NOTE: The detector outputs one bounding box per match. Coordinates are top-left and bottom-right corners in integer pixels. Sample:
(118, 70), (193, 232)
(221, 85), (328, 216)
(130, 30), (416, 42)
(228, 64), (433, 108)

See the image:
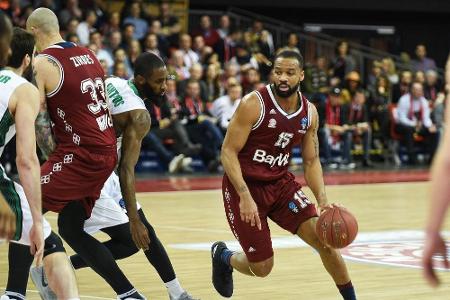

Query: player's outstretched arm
(422, 54), (450, 286)
(11, 83), (44, 265)
(119, 109), (151, 250)
(221, 92), (262, 229)
(302, 105), (328, 211)
(0, 193), (16, 240)
(33, 56), (56, 159)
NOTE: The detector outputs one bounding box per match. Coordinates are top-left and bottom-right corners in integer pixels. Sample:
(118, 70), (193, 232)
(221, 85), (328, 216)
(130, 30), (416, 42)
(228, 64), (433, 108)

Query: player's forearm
(221, 148), (249, 195)
(304, 157), (327, 206)
(119, 166), (140, 221)
(16, 155), (43, 223)
(426, 146), (450, 235)
(35, 110), (56, 159)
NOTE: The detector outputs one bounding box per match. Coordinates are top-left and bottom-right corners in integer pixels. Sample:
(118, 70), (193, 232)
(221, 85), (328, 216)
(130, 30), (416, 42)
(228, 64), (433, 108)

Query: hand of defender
(130, 219), (150, 251)
(422, 232), (449, 287)
(239, 194), (262, 230)
(29, 223), (44, 266)
(0, 201), (16, 240)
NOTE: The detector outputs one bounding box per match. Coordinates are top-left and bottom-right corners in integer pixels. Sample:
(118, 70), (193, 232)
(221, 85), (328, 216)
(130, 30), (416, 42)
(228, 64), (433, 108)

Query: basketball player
(31, 53), (198, 300)
(422, 53), (450, 287)
(0, 26), (79, 300)
(211, 50), (357, 299)
(0, 11), (17, 241)
(26, 8), (145, 299)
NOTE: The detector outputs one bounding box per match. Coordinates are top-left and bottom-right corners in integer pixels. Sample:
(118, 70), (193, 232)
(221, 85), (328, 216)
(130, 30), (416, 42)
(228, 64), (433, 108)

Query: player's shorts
(222, 172), (317, 263)
(84, 172), (129, 235)
(41, 146), (117, 217)
(0, 165), (52, 245)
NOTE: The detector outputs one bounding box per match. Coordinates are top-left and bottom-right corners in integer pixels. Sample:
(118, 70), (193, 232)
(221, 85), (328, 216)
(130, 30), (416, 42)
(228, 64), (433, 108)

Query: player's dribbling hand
(29, 223), (44, 266)
(239, 193), (262, 231)
(130, 219), (150, 251)
(317, 203), (342, 216)
(422, 232), (449, 287)
(0, 201), (16, 240)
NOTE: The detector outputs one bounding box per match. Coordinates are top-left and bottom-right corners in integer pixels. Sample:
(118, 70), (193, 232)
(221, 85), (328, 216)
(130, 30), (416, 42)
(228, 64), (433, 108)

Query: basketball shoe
(211, 241), (233, 297)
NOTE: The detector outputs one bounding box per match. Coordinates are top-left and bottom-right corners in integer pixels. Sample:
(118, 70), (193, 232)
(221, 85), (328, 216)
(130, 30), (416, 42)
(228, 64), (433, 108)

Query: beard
(273, 81), (301, 98)
(142, 84), (165, 106)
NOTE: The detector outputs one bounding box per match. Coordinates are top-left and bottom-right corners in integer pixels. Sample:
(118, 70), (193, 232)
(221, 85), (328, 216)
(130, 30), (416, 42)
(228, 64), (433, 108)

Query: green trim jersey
(105, 77), (146, 116)
(0, 70), (27, 158)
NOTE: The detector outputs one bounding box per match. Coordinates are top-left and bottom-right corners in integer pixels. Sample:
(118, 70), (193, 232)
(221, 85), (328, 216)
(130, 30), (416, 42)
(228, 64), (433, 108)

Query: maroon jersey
(39, 42), (115, 153)
(238, 84), (312, 181)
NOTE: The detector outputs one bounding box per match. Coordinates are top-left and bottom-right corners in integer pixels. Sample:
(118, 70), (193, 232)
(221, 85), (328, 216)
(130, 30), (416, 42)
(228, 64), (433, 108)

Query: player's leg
(296, 218), (356, 300)
(3, 242), (34, 300)
(57, 201), (144, 299)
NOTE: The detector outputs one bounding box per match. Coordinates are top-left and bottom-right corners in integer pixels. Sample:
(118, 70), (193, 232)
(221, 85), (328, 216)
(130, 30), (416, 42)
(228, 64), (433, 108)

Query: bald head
(0, 11), (13, 68)
(27, 7), (60, 35)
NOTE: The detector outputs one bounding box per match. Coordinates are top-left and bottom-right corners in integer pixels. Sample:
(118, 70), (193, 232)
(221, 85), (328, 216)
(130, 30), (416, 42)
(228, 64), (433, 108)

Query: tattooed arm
(302, 104), (328, 207)
(33, 56), (57, 159)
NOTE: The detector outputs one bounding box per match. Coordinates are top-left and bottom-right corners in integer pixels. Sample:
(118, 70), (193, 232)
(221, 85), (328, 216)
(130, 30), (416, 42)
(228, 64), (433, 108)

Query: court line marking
(0, 287), (115, 300)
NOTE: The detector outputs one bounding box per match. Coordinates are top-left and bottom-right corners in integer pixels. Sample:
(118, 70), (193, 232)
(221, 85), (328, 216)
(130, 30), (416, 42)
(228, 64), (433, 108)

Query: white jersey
(105, 77), (146, 116)
(0, 69), (51, 244)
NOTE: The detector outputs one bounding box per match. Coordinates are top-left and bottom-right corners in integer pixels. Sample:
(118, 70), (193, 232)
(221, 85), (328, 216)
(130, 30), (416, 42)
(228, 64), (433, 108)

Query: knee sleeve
(44, 231), (66, 257)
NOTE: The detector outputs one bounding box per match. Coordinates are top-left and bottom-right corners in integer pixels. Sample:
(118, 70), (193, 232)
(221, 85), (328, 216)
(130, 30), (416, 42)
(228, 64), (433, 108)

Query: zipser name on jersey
(252, 149), (289, 167)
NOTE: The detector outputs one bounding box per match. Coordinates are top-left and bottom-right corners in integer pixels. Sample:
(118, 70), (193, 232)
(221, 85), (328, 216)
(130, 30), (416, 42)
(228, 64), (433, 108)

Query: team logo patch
(288, 201), (299, 213)
(268, 118), (277, 128)
(300, 116), (308, 130)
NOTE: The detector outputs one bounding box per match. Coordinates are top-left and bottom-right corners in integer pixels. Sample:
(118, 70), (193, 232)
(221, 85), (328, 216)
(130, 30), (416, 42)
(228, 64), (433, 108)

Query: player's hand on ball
(239, 193), (262, 230)
(318, 203), (342, 215)
(422, 232), (449, 287)
(130, 219), (150, 251)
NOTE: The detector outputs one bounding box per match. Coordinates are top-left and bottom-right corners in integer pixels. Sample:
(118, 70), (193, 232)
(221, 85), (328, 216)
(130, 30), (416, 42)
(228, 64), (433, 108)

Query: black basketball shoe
(211, 241), (234, 298)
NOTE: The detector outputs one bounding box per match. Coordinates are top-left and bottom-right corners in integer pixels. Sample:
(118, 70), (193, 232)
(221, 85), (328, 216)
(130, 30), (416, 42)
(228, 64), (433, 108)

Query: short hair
(273, 50), (304, 69)
(7, 27), (34, 69)
(0, 11), (12, 68)
(134, 52), (166, 78)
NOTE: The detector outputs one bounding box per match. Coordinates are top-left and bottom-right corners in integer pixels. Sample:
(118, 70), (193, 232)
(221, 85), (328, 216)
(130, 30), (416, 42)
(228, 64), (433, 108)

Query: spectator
(325, 87), (355, 169)
(157, 1), (181, 47)
(148, 19), (170, 58)
(347, 90), (373, 167)
(304, 56), (329, 99)
(241, 66), (261, 95)
(127, 39), (142, 68)
(143, 33), (167, 61)
(123, 2), (148, 41)
(168, 50), (190, 81)
(381, 57), (399, 85)
(229, 43), (258, 70)
(121, 23), (136, 50)
(331, 40), (356, 82)
(113, 48), (133, 78)
(395, 82), (439, 164)
(392, 70), (413, 103)
(67, 33), (80, 44)
(205, 63), (223, 102)
(113, 61), (128, 79)
(105, 30), (122, 57)
(89, 31), (114, 69)
(179, 79), (223, 172)
(101, 11), (121, 37)
(217, 15), (231, 39)
(193, 15), (221, 49)
(341, 71), (362, 104)
(414, 70), (426, 85)
(177, 62), (209, 101)
(192, 35), (214, 65)
(179, 33), (199, 69)
(59, 0), (82, 27)
(210, 79), (242, 133)
(413, 44), (437, 72)
(76, 9), (97, 45)
(248, 20), (274, 55)
(367, 60), (382, 94)
(65, 17), (79, 38)
(424, 70), (442, 102)
(279, 32), (301, 54)
(221, 62), (241, 85)
(368, 75), (391, 147)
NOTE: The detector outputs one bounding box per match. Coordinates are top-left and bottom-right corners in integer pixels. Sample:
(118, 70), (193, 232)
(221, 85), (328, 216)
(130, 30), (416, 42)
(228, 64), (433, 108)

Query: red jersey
(39, 42), (115, 153)
(238, 84), (312, 181)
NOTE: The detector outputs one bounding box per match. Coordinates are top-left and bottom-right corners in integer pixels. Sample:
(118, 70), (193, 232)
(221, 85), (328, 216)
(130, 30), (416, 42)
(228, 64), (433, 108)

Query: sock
(117, 288), (143, 299)
(337, 281), (356, 300)
(165, 278), (184, 299)
(3, 291), (25, 300)
(220, 248), (234, 266)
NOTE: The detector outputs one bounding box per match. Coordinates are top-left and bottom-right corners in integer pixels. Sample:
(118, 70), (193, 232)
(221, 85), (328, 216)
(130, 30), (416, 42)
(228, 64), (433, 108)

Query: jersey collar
(127, 79), (141, 98)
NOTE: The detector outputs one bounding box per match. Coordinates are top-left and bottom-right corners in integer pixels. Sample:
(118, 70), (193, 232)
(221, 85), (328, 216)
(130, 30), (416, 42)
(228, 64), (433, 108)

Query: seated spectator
(113, 61), (129, 79)
(331, 40), (356, 82)
(157, 1), (181, 47)
(148, 19), (170, 58)
(217, 15), (231, 39)
(179, 33), (199, 69)
(414, 70), (426, 85)
(241, 66), (261, 95)
(76, 9), (97, 46)
(101, 11), (121, 37)
(392, 70), (413, 103)
(89, 31), (114, 70)
(304, 56), (329, 100)
(367, 60), (382, 94)
(229, 43), (259, 70)
(123, 2), (148, 41)
(177, 62), (208, 101)
(167, 50), (190, 81)
(105, 30), (122, 57)
(381, 57), (399, 85)
(143, 33), (167, 61)
(395, 82), (439, 164)
(127, 39), (142, 68)
(59, 0), (82, 27)
(368, 75), (391, 146)
(347, 90), (373, 167)
(179, 79), (223, 172)
(67, 33), (80, 44)
(192, 15), (221, 49)
(413, 44), (437, 72)
(121, 23), (136, 50)
(204, 63), (224, 102)
(192, 35), (214, 65)
(113, 48), (133, 78)
(325, 87), (355, 169)
(65, 17), (80, 39)
(424, 70), (442, 102)
(341, 71), (362, 104)
(210, 79), (242, 133)
(279, 32), (301, 54)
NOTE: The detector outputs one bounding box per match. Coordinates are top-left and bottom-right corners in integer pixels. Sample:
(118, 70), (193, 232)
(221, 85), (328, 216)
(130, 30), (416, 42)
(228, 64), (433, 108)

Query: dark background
(190, 0), (450, 67)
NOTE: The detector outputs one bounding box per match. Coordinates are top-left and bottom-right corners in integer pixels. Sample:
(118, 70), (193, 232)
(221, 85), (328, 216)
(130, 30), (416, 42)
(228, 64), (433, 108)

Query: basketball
(316, 206), (358, 249)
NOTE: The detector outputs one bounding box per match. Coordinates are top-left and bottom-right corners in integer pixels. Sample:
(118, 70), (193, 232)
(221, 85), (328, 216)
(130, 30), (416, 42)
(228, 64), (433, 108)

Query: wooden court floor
(1, 181), (450, 299)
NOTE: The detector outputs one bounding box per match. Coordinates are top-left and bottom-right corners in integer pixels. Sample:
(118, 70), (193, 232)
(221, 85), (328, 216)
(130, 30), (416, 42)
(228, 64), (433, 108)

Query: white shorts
(0, 171), (52, 246)
(84, 172), (142, 235)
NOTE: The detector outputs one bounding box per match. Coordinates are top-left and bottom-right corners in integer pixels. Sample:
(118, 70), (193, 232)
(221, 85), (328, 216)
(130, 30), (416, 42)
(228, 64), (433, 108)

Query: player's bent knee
(249, 259), (273, 277)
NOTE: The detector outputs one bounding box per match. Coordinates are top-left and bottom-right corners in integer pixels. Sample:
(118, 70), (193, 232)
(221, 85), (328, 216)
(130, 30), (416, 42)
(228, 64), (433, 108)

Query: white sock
(165, 278), (184, 299)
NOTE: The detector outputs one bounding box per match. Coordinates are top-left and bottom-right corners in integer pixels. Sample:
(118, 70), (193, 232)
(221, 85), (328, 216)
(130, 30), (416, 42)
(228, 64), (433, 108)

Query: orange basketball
(316, 206), (358, 249)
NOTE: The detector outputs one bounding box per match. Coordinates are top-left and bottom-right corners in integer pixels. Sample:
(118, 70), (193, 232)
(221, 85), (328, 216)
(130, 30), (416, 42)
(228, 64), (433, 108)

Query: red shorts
(41, 146), (117, 217)
(222, 172), (317, 263)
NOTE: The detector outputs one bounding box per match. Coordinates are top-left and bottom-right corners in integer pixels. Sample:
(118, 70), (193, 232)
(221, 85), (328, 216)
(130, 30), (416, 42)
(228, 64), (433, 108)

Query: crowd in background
(1, 0), (447, 173)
